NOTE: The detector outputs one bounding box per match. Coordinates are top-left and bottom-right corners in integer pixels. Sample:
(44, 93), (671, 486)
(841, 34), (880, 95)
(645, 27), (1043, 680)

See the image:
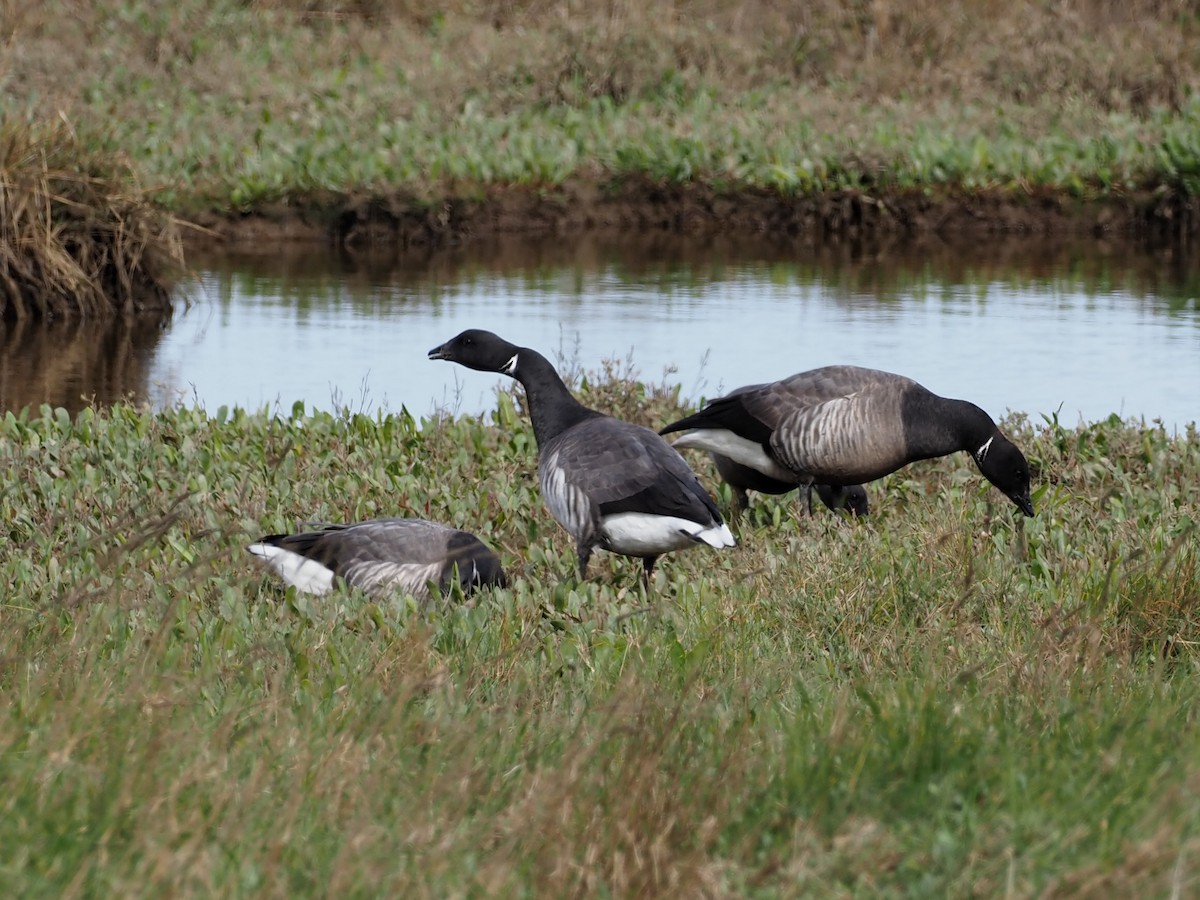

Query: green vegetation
(2, 371), (1198, 894)
(2, 0), (1199, 219)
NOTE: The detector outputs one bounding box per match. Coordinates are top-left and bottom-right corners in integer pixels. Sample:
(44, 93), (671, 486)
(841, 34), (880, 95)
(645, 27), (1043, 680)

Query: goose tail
(695, 521), (736, 549)
(247, 541), (335, 595)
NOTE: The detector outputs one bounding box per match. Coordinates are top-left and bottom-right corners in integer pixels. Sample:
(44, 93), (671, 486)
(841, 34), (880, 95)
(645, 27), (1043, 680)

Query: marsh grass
(2, 1), (1198, 221)
(0, 118), (183, 320)
(1, 371), (1198, 894)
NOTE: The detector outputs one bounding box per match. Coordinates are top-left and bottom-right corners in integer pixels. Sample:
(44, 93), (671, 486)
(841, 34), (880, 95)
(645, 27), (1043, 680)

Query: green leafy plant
(0, 374), (1198, 894)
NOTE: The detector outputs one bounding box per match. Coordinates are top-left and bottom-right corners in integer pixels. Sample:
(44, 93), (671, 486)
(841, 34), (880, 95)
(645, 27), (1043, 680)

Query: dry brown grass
(0, 118), (182, 321)
(244, 0), (1198, 115)
(6, 0), (1195, 120)
(1045, 826), (1200, 897)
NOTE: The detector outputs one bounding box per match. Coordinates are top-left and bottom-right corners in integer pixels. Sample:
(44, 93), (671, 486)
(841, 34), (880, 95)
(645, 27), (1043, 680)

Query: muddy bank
(183, 179), (1200, 253)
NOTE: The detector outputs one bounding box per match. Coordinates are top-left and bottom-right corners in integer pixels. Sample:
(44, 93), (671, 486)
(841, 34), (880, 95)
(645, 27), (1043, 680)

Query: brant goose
(707, 383), (870, 518)
(247, 518), (506, 601)
(660, 365), (1034, 516)
(428, 329), (735, 587)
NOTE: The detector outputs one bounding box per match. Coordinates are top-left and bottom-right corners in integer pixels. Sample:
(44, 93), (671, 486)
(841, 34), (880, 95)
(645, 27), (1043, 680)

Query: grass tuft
(0, 117), (183, 321)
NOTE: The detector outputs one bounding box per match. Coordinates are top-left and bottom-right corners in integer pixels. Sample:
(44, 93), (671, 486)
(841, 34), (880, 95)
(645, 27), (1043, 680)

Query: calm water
(4, 235), (1198, 430)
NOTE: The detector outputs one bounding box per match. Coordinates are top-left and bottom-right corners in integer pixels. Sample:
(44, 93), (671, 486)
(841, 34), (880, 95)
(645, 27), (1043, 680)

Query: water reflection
(0, 316), (168, 414)
(3, 234), (1198, 429)
(189, 232), (1200, 310)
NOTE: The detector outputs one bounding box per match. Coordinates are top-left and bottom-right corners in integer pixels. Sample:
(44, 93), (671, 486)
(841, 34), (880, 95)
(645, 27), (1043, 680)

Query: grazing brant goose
(247, 518), (507, 601)
(707, 383), (870, 519)
(428, 329), (735, 587)
(660, 365), (1034, 517)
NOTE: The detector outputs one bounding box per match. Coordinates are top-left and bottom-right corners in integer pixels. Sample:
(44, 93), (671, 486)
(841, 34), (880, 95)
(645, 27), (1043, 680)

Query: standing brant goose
(428, 329), (735, 588)
(660, 365), (1034, 517)
(707, 383), (870, 519)
(247, 518), (506, 601)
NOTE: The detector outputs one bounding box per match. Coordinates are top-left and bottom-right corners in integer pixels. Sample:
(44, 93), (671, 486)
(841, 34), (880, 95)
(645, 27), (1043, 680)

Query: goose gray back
(430, 329), (734, 588)
(661, 365), (1034, 516)
(247, 518), (506, 601)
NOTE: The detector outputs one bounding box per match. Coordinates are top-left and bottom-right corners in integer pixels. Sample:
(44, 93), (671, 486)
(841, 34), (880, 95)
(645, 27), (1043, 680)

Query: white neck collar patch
(502, 353), (518, 376)
(975, 436), (995, 462)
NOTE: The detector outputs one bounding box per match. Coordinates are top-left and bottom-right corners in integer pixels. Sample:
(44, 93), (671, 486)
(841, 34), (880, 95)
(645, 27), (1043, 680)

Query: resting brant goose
(660, 365), (1034, 517)
(429, 329), (735, 588)
(707, 383), (869, 519)
(247, 518), (506, 601)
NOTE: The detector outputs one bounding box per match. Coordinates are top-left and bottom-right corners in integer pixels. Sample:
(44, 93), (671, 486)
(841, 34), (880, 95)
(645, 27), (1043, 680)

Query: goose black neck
(903, 391), (999, 460)
(512, 348), (602, 449)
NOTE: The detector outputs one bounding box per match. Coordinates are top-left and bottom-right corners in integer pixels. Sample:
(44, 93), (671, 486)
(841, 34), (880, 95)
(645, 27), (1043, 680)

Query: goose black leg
(641, 556), (658, 591)
(804, 483), (815, 516)
(730, 486), (749, 525)
(577, 542), (593, 580)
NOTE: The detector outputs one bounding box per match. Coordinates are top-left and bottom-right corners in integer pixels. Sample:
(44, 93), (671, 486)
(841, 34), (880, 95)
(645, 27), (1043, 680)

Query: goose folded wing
(268, 525), (345, 568)
(332, 520), (464, 594)
(552, 420), (721, 521)
(339, 519), (461, 563)
(714, 374), (855, 438)
(660, 391), (776, 442)
(281, 519), (448, 570)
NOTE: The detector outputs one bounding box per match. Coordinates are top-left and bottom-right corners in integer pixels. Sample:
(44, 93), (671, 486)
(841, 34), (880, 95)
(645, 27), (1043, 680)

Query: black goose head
(446, 531), (508, 594)
(842, 484), (870, 517)
(462, 551), (508, 592)
(813, 483), (870, 517)
(428, 330), (522, 377)
(973, 434), (1034, 517)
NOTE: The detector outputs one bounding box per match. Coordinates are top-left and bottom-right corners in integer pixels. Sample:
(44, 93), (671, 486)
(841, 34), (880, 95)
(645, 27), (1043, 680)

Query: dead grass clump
(0, 118), (182, 322)
(1113, 532), (1200, 658)
(1045, 826), (1200, 897)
